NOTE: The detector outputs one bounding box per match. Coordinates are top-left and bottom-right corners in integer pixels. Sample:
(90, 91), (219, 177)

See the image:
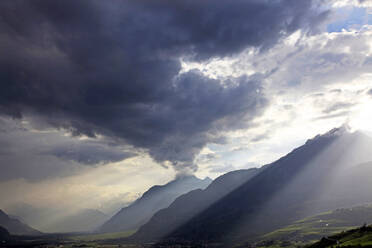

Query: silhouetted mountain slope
(309, 224), (372, 248)
(0, 209), (41, 235)
(133, 127), (372, 243)
(0, 226), (10, 241)
(99, 175), (212, 233)
(132, 168), (261, 241)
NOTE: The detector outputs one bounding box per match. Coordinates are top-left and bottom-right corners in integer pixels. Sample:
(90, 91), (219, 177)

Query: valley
(2, 127), (372, 248)
(1, 1), (371, 247)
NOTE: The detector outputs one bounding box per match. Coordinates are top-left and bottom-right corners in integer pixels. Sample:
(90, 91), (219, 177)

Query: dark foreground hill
(0, 209), (41, 236)
(133, 127), (372, 244)
(0, 226), (10, 241)
(309, 224), (372, 248)
(99, 175), (212, 233)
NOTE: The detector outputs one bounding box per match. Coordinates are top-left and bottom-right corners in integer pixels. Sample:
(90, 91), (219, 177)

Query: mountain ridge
(98, 175), (212, 233)
(132, 168), (261, 241)
(0, 209), (41, 236)
(132, 127), (372, 244)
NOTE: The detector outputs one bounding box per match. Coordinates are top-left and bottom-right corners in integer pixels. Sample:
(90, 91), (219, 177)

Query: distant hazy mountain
(133, 126), (372, 243)
(43, 209), (108, 233)
(6, 204), (108, 233)
(99, 175), (212, 233)
(5, 203), (51, 230)
(0, 209), (41, 235)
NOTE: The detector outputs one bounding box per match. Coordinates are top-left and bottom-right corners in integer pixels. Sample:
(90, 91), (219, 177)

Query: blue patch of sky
(327, 7), (371, 32)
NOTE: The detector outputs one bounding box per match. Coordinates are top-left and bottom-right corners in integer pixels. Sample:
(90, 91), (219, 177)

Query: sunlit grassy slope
(309, 225), (372, 248)
(261, 205), (372, 243)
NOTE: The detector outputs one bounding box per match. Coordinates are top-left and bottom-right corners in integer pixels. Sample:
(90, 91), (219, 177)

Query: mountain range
(98, 175), (212, 233)
(44, 209), (108, 233)
(132, 126), (372, 245)
(6, 204), (109, 233)
(1, 126), (372, 248)
(131, 167), (261, 241)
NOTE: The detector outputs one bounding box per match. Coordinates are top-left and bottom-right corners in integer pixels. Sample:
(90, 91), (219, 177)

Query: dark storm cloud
(49, 142), (135, 166)
(0, 117), (135, 181)
(0, 0), (328, 170)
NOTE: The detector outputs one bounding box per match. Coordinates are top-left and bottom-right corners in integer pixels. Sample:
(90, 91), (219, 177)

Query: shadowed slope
(99, 175), (212, 233)
(132, 168), (261, 241)
(0, 226), (10, 241)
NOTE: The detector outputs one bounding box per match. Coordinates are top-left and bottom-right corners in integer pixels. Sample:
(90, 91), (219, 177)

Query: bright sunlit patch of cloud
(283, 30), (303, 46)
(179, 49), (257, 80)
(349, 97), (372, 132)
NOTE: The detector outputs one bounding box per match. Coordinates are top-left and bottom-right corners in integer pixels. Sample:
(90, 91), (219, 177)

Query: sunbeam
(0, 0), (372, 247)
(350, 100), (372, 133)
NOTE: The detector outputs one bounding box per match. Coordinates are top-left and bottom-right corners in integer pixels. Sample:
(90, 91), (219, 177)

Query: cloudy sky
(0, 0), (371, 220)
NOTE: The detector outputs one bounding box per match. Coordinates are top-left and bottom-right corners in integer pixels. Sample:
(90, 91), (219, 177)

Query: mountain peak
(324, 123), (352, 137)
(141, 175), (209, 200)
(306, 124), (352, 145)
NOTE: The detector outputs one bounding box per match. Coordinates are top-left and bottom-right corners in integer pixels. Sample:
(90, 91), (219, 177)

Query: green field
(70, 230), (136, 242)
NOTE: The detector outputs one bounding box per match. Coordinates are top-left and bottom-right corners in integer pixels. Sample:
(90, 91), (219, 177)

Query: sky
(0, 0), (371, 220)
